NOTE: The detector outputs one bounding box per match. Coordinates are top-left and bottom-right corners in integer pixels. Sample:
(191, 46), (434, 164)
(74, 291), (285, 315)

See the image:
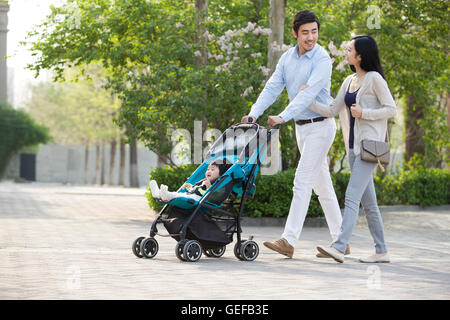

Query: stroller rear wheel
(204, 246), (226, 258)
(132, 236), (145, 258)
(175, 240), (188, 261)
(183, 240), (203, 262)
(140, 237), (159, 259)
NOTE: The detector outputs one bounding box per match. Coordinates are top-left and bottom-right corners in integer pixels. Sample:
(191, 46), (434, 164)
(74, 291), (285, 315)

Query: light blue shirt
(249, 43), (333, 122)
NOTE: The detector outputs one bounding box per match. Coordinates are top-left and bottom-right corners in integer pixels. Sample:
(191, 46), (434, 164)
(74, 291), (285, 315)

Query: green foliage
(246, 169), (297, 218)
(147, 164), (449, 216)
(26, 64), (123, 146)
(0, 103), (51, 177)
(246, 171), (350, 218)
(376, 167), (450, 207)
(25, 0), (449, 170)
(25, 0), (272, 164)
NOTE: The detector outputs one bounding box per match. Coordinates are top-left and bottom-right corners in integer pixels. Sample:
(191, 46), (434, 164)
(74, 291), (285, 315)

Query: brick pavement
(0, 181), (449, 299)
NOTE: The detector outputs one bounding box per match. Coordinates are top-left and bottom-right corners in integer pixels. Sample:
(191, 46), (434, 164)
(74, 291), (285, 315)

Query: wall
(4, 143), (158, 187)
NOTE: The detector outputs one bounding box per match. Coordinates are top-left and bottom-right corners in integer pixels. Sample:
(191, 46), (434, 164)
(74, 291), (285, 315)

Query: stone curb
(241, 205), (450, 227)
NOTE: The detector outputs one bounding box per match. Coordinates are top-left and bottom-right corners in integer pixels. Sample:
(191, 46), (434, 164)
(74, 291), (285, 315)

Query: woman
(308, 35), (397, 263)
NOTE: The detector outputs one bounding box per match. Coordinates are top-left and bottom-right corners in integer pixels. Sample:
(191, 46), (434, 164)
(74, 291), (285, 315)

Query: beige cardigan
(309, 71), (397, 155)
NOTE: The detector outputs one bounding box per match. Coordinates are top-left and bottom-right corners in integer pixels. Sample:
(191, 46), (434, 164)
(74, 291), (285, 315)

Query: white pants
(281, 118), (342, 247)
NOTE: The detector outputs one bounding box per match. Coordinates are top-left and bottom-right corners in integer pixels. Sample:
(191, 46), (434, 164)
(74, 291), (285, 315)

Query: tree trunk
(267, 0), (286, 76)
(195, 0), (208, 66)
(100, 143), (105, 185)
(118, 138), (126, 186)
(109, 139), (116, 185)
(405, 94), (425, 162)
(129, 138), (139, 187)
(447, 92), (450, 170)
(84, 144), (89, 184)
(93, 144), (100, 184)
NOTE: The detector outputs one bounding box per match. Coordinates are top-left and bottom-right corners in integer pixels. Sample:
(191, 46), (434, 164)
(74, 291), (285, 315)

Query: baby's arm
(202, 179), (212, 189)
(181, 183), (193, 190)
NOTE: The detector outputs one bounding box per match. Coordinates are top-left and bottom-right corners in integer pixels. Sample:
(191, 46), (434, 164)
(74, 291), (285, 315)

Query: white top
(308, 71), (397, 155)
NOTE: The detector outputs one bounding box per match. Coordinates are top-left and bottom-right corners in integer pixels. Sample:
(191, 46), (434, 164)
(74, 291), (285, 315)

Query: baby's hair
(210, 160), (232, 176)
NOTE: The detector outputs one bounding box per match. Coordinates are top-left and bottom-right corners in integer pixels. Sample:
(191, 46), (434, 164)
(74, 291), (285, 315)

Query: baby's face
(205, 164), (220, 181)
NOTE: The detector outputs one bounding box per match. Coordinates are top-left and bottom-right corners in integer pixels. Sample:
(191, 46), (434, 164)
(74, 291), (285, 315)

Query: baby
(149, 161), (232, 202)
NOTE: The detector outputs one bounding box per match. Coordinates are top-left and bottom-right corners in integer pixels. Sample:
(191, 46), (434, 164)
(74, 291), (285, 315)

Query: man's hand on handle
(241, 115), (256, 123)
(267, 115), (285, 128)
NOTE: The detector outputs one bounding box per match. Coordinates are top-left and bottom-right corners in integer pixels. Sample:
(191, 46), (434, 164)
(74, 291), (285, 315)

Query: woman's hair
(292, 10), (320, 35)
(350, 35), (385, 79)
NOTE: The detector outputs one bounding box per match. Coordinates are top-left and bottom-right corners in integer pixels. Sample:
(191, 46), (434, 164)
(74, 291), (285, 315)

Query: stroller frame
(132, 122), (278, 262)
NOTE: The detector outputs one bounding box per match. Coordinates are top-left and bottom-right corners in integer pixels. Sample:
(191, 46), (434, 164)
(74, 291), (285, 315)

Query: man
(242, 10), (349, 258)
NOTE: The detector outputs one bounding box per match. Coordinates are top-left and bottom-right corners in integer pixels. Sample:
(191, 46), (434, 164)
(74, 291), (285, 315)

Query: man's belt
(295, 117), (327, 126)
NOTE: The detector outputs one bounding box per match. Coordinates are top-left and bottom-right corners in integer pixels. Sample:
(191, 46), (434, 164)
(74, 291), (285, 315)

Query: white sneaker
(316, 245), (344, 263)
(359, 253), (390, 263)
(160, 184), (169, 202)
(149, 180), (160, 198)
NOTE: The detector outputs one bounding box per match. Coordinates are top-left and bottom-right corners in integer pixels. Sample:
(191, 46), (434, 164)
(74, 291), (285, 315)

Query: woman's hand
(350, 104), (362, 118)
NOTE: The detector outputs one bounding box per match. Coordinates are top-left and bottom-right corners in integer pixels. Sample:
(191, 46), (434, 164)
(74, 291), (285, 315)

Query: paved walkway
(0, 181), (449, 299)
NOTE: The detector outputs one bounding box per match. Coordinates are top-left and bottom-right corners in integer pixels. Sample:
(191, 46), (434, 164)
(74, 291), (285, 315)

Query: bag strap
(385, 123), (391, 143)
(377, 159), (385, 172)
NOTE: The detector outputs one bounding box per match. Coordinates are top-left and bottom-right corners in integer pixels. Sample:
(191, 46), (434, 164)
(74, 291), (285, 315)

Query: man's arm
(248, 53), (287, 120)
(278, 55), (332, 122)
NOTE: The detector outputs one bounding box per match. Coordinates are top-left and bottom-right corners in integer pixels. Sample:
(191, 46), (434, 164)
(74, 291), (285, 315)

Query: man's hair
(292, 10), (320, 35)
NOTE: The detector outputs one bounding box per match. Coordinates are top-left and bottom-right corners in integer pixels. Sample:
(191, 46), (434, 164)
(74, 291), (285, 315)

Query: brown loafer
(316, 243), (350, 258)
(263, 238), (294, 258)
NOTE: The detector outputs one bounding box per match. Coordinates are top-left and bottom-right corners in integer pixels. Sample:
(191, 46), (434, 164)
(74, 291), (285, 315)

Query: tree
(0, 103), (50, 178)
(373, 0), (449, 168)
(25, 64), (125, 185)
(25, 0), (273, 166)
(25, 0), (449, 173)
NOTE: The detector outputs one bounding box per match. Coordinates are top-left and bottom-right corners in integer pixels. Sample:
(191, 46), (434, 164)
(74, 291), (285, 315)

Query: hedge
(147, 165), (450, 217)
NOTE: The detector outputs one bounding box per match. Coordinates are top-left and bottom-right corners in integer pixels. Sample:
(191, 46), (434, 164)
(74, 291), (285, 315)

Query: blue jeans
(332, 150), (388, 254)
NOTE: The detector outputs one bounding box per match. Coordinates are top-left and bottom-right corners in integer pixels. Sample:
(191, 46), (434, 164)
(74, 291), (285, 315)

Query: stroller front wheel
(234, 242), (245, 261)
(140, 237), (159, 259)
(183, 240), (203, 262)
(240, 240), (259, 261)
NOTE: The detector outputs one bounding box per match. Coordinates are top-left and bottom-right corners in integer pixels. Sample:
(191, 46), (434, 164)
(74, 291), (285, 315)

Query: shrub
(146, 165), (449, 216)
(376, 167), (450, 206)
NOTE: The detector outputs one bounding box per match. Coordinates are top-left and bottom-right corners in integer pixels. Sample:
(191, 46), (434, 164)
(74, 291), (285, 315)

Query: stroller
(132, 121), (278, 262)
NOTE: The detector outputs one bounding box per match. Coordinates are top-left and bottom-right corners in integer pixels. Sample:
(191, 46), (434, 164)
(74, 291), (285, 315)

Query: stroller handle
(243, 117), (280, 130)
